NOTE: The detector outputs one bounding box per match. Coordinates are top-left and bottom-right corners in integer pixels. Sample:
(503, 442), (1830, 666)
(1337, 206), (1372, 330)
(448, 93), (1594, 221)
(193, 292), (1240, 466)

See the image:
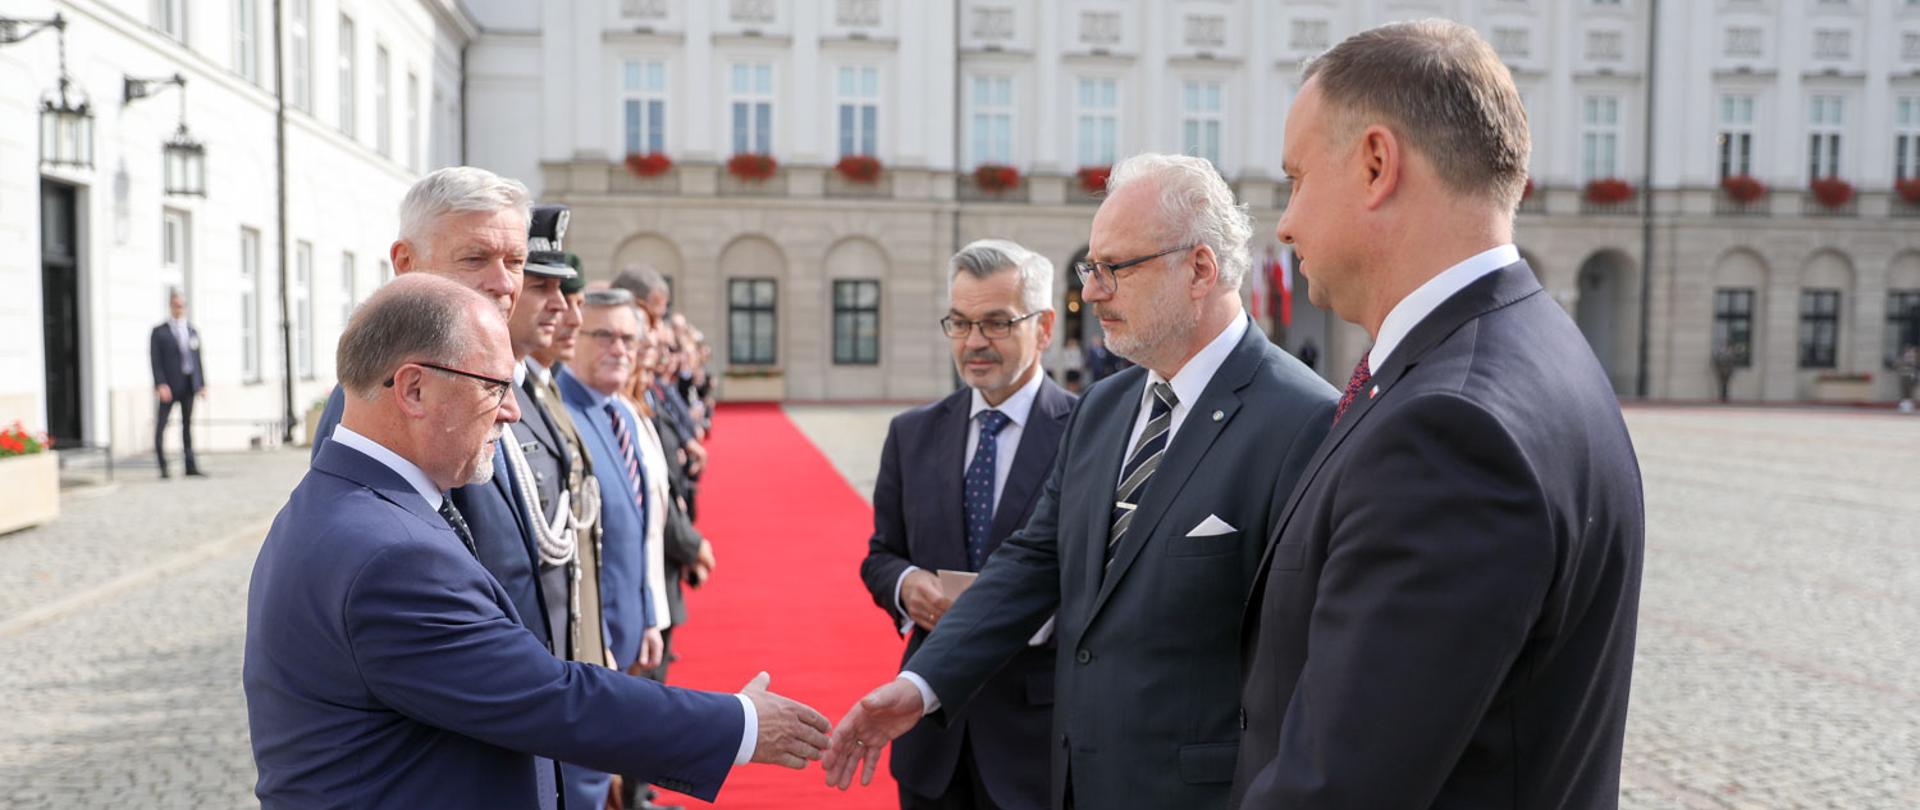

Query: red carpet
(657, 403), (901, 809)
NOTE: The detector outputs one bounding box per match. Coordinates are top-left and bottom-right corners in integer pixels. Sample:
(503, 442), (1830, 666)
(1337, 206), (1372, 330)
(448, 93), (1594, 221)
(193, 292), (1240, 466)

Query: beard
(466, 434), (498, 485)
(1103, 286), (1198, 367)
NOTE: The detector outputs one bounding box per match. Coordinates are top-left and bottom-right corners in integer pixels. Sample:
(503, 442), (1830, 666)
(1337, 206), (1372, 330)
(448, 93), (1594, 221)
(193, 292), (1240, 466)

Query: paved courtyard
(1, 406), (1915, 808)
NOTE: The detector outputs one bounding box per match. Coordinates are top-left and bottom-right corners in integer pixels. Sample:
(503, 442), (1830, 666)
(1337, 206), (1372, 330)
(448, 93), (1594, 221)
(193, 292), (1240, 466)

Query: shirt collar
(968, 366), (1046, 428)
(511, 360), (528, 387)
(1369, 244), (1519, 372)
(331, 424), (444, 511)
(524, 357), (551, 387)
(576, 376), (617, 408)
(1143, 313), (1250, 411)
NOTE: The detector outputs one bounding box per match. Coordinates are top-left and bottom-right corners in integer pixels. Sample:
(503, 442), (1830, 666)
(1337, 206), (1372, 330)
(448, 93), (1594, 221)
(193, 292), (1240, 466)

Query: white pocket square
(1186, 514), (1238, 537)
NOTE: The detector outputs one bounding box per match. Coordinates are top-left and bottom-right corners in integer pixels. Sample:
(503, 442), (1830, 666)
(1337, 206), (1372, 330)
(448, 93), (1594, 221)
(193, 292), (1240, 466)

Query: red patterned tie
(1333, 356), (1372, 426)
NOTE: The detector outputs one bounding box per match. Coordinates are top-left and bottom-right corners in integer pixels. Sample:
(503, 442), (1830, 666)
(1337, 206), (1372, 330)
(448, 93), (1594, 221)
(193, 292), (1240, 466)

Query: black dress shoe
(186, 469), (208, 478)
(159, 470), (171, 479)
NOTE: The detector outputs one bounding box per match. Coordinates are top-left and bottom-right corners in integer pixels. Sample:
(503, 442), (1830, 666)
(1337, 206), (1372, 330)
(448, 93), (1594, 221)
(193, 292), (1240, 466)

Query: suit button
(1075, 649), (1092, 664)
(1238, 708), (1247, 730)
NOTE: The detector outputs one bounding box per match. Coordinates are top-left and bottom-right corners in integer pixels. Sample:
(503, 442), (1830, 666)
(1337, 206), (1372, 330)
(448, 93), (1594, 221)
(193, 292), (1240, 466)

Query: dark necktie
(963, 410), (1012, 571)
(1108, 382), (1177, 565)
(437, 497), (478, 559)
(605, 401), (647, 515)
(1333, 356), (1373, 426)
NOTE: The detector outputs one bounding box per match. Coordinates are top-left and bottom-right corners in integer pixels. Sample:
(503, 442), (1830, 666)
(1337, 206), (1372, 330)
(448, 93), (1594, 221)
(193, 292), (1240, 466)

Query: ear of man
(390, 364), (432, 419)
(1189, 243), (1221, 299)
(1360, 124), (1403, 211)
(390, 240), (418, 275)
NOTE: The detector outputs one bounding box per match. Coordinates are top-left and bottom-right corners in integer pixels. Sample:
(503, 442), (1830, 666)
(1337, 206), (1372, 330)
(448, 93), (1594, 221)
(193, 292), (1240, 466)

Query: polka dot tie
(964, 410), (1012, 571)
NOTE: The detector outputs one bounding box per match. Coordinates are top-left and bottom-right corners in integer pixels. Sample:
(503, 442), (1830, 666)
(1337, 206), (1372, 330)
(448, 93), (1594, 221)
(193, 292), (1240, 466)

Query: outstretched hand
(822, 678), (925, 789)
(740, 672), (832, 770)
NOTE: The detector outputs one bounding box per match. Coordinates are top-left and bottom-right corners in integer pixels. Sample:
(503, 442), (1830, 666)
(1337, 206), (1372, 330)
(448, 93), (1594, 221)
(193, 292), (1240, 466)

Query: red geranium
(1720, 174), (1767, 203)
(0, 421), (50, 458)
(1522, 177), (1535, 201)
(974, 163), (1020, 193)
(727, 153), (779, 182)
(834, 154), (883, 184)
(1583, 177), (1635, 205)
(1076, 165), (1112, 194)
(1893, 177), (1920, 205)
(1810, 176), (1855, 209)
(624, 152), (674, 177)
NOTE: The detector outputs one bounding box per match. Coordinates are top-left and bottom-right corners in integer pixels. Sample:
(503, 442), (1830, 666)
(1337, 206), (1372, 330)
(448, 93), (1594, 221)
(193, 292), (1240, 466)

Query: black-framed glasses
(1073, 243), (1196, 292)
(580, 328), (643, 350)
(941, 311), (1043, 339)
(386, 361), (514, 409)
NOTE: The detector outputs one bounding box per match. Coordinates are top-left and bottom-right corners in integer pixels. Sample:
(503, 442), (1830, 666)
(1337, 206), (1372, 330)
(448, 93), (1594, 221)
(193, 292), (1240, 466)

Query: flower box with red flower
(0, 421), (58, 534)
(624, 152), (674, 178)
(1075, 165), (1112, 194)
(833, 155), (883, 184)
(1583, 178), (1635, 205)
(1809, 177), (1854, 209)
(1522, 177), (1535, 200)
(1720, 174), (1767, 203)
(726, 153), (779, 182)
(973, 163), (1021, 193)
(1895, 177), (1920, 205)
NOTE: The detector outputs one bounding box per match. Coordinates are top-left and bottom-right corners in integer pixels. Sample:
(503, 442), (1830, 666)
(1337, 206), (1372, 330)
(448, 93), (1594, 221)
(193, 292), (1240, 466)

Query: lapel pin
(1212, 409), (1224, 422)
(1370, 385), (1380, 399)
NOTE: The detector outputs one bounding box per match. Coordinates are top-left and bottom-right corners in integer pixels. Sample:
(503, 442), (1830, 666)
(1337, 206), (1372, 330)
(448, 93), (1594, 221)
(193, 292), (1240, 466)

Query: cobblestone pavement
(2, 408), (1915, 808)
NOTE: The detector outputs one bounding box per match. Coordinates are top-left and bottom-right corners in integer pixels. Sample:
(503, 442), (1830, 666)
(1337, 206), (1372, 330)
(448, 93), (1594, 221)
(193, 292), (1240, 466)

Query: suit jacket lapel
(1092, 329), (1261, 620)
(1084, 371), (1145, 610)
(1251, 263), (1547, 577)
(989, 379), (1070, 549)
(929, 390), (969, 571)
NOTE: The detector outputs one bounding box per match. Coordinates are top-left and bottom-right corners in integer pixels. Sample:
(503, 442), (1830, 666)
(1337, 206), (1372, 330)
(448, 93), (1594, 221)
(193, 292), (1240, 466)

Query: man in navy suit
(828, 154), (1339, 809)
(1231, 22), (1645, 809)
(245, 274), (830, 809)
(310, 167), (563, 662)
(150, 289), (205, 478)
(857, 240), (1078, 810)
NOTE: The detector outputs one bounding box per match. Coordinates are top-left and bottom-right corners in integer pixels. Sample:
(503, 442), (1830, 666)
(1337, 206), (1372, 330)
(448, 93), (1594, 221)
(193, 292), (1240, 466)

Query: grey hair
(612, 265), (669, 302)
(949, 239), (1055, 314)
(397, 166), (533, 256)
(1105, 153), (1253, 291)
(336, 274), (488, 399)
(582, 287), (644, 324)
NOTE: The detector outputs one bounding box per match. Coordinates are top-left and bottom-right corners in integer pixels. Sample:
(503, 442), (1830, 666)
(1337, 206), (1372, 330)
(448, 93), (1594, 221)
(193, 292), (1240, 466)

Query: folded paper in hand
(937, 569), (1053, 646)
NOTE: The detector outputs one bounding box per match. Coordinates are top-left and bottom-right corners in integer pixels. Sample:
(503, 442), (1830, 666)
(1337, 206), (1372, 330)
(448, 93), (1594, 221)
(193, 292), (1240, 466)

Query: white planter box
(719, 374), (786, 401)
(1812, 377), (1873, 402)
(0, 452), (59, 535)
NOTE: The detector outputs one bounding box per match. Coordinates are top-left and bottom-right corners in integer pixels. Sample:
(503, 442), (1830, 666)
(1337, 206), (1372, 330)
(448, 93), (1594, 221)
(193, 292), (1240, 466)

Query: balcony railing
(1800, 192), (1857, 217)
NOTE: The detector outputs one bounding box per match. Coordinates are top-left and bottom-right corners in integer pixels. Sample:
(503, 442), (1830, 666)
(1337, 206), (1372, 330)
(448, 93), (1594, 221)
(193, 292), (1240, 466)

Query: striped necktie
(1108, 382), (1177, 565)
(604, 401), (646, 514)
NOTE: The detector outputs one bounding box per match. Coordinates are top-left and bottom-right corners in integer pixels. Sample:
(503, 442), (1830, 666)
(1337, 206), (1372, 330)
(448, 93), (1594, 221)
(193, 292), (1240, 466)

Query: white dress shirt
(1117, 313), (1250, 471)
(170, 318), (195, 375)
(890, 369), (1048, 635)
(330, 425), (442, 512)
(630, 397), (675, 632)
(1368, 244), (1520, 372)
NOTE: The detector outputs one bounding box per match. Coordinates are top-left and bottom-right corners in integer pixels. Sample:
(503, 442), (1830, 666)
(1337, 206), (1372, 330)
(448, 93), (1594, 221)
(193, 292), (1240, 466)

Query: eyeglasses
(941, 311), (1043, 339)
(386, 361), (514, 410)
(580, 328), (643, 350)
(1073, 244), (1196, 293)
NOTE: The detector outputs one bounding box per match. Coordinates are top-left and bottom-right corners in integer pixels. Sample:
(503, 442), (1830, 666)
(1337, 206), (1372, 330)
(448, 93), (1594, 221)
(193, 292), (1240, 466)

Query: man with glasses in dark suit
(857, 239), (1077, 810)
(828, 153), (1339, 809)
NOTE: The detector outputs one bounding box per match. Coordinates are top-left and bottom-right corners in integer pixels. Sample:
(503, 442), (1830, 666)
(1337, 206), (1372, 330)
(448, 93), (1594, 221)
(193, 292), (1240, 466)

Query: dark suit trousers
(155, 395), (197, 472)
(899, 735), (995, 810)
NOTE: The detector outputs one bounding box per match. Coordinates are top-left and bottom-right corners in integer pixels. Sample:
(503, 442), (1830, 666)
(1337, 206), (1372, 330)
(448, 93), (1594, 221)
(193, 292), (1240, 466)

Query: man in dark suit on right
(858, 239), (1077, 810)
(1232, 20), (1645, 809)
(828, 153), (1339, 809)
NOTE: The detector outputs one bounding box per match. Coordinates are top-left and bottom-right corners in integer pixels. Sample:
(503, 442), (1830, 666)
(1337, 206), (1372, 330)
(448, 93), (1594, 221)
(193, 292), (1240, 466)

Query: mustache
(1092, 303), (1123, 322)
(963, 347), (1003, 364)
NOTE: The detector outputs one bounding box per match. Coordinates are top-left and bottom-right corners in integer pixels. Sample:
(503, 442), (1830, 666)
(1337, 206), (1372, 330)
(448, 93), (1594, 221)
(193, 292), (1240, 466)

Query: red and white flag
(1273, 247), (1294, 329)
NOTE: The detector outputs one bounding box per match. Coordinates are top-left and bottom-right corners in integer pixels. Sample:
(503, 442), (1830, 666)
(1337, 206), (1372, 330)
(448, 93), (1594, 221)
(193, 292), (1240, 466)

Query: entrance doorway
(41, 180), (85, 445)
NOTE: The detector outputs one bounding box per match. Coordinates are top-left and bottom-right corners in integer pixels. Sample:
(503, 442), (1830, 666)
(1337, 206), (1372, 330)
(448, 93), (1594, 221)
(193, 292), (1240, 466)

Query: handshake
(742, 670), (930, 791)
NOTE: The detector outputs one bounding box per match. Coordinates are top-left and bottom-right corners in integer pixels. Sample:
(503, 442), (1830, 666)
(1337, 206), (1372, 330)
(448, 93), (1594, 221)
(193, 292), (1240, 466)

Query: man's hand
(740, 672), (831, 769)
(823, 679), (925, 789)
(604, 775), (624, 810)
(684, 438), (708, 476)
(696, 540), (717, 576)
(629, 627), (665, 673)
(155, 384), (172, 403)
(899, 569), (952, 632)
